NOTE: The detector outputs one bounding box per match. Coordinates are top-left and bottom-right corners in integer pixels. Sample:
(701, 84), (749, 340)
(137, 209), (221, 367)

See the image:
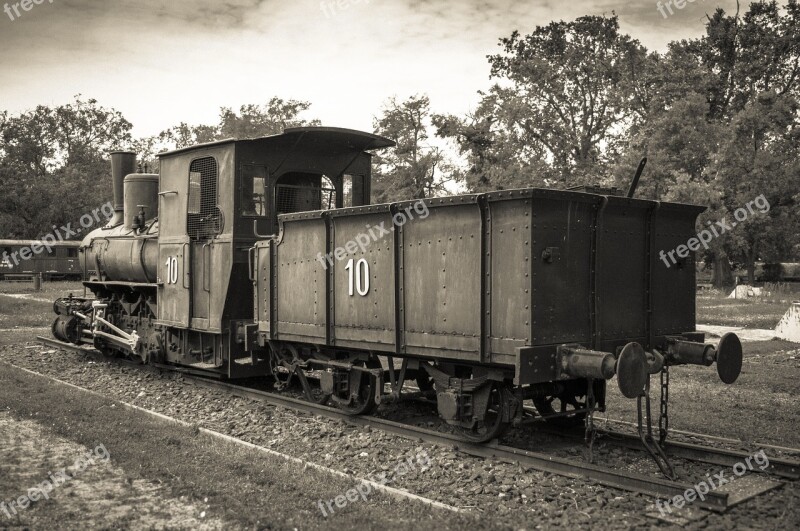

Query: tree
(0, 96), (132, 239)
(491, 16), (648, 183)
(701, 1), (800, 119)
(433, 94), (556, 192)
(613, 2), (800, 287)
(436, 15), (653, 191)
(372, 95), (453, 202)
(157, 122), (218, 150)
(715, 91), (800, 283)
(219, 98), (320, 139)
(138, 97), (320, 173)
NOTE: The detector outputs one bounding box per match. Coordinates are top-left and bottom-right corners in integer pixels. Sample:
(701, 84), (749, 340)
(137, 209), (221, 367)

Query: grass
(0, 363), (480, 530)
(0, 295), (54, 329)
(696, 289), (795, 329)
(0, 280), (85, 296)
(0, 281), (84, 334)
(604, 338), (800, 447)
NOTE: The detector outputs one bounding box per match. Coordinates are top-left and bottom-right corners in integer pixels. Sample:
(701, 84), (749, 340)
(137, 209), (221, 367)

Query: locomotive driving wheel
(455, 382), (512, 443)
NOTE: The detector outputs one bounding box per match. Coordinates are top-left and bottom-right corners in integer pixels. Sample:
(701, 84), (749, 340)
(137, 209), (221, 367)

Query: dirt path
(0, 413), (224, 529)
(0, 293), (52, 303)
(696, 323), (778, 342)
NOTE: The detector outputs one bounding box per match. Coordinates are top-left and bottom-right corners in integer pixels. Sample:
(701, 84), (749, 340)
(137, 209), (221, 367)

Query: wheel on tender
(454, 381), (512, 443)
(332, 357), (382, 416)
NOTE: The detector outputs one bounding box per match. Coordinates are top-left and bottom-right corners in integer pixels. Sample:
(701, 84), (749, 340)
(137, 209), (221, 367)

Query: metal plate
(616, 342), (647, 399)
(717, 332), (743, 384)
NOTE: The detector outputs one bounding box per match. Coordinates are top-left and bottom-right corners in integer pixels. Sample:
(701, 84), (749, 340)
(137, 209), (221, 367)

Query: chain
(659, 365), (670, 444)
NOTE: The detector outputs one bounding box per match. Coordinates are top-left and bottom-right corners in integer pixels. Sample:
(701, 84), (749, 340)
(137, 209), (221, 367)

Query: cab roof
(158, 126), (395, 158)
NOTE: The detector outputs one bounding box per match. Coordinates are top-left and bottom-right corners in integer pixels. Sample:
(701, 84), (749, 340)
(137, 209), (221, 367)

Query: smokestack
(108, 151), (136, 227)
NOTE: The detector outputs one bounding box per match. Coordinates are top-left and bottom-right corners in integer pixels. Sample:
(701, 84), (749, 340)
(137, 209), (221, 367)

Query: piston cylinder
(52, 315), (82, 344)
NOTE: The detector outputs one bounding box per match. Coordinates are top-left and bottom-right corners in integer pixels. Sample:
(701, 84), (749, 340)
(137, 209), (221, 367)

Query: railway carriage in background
(0, 240), (82, 280)
(50, 127), (743, 464)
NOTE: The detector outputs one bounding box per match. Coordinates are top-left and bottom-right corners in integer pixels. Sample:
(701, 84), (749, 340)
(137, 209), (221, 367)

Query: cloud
(0, 0), (741, 138)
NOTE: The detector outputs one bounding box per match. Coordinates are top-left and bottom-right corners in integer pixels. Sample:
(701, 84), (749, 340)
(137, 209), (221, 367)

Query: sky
(0, 0), (741, 138)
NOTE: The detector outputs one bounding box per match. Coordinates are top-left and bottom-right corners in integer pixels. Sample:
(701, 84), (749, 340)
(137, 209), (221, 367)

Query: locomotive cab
(237, 127), (393, 237)
(152, 127), (394, 374)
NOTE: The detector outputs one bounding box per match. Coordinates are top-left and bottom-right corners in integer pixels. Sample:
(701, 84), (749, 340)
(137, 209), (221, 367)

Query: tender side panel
(274, 217), (327, 343)
(401, 201), (482, 360)
(597, 198), (649, 346)
(529, 194), (596, 346)
(330, 210), (396, 350)
(486, 197), (531, 361)
(652, 204), (704, 337)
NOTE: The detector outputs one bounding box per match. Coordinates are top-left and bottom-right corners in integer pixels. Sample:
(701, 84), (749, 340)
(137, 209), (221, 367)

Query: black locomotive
(51, 127), (742, 448)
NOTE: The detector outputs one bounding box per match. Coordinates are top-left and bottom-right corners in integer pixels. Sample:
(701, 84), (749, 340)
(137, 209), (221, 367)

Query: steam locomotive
(51, 127), (742, 446)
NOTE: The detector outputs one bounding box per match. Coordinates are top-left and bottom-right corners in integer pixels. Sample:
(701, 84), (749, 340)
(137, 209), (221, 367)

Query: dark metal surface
(716, 332), (743, 384)
(626, 157), (648, 198)
(616, 342), (648, 398)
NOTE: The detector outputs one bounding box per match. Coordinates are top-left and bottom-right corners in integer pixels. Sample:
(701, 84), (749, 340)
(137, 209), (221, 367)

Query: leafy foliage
(372, 95), (453, 202)
(0, 96), (132, 239)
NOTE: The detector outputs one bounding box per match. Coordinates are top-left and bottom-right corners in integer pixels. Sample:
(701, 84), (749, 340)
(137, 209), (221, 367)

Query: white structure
(728, 285), (764, 299)
(775, 302), (800, 342)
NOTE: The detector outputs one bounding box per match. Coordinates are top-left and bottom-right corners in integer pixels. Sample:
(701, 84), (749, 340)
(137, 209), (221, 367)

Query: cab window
(274, 172), (337, 215)
(242, 165), (267, 217)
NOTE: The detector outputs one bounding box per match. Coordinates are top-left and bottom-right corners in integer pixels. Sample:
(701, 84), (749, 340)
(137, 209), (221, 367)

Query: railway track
(36, 335), (799, 513)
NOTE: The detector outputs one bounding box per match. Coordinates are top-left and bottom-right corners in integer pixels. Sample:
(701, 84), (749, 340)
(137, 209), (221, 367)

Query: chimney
(108, 151), (136, 227)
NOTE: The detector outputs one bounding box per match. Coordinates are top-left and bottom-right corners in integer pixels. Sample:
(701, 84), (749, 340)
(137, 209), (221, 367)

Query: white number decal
(345, 258), (370, 296)
(165, 256), (179, 284)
